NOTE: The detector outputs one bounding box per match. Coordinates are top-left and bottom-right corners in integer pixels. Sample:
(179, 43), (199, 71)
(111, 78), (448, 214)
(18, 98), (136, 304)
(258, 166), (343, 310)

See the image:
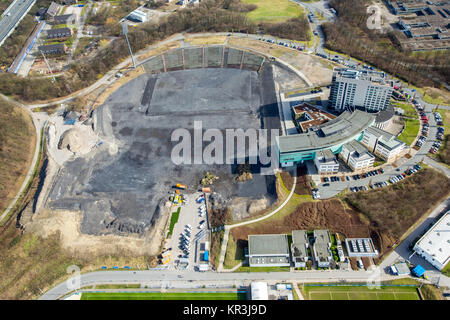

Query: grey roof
(314, 230), (331, 244)
(47, 2), (60, 17)
(333, 67), (388, 85)
(316, 149), (335, 161)
(292, 230), (308, 245)
(291, 230), (308, 261)
(277, 110), (375, 154)
(375, 104), (395, 123)
(344, 140), (369, 156)
(47, 27), (71, 37)
(38, 43), (66, 51)
(248, 234), (289, 256)
(54, 14), (75, 23)
(394, 262), (410, 275)
(365, 126), (394, 141)
(314, 243), (332, 262)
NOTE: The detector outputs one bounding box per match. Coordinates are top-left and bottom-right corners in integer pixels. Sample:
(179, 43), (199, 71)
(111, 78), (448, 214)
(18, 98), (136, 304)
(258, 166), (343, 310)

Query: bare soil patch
(230, 198), (370, 242)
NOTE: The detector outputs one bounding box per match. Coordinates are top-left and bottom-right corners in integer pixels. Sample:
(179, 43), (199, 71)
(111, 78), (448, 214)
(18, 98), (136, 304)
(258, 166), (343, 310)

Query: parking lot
(167, 192), (210, 271)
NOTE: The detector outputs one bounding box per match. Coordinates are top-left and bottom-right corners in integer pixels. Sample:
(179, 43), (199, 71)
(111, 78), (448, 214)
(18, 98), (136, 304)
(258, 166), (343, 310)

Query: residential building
(54, 13), (76, 25)
(314, 149), (339, 174)
(329, 68), (393, 112)
(46, 2), (60, 20)
(361, 126), (406, 161)
(47, 27), (72, 39)
(413, 212), (450, 271)
(247, 234), (290, 267)
(340, 140), (374, 171)
(313, 230), (332, 268)
(291, 230), (309, 268)
(38, 43), (67, 55)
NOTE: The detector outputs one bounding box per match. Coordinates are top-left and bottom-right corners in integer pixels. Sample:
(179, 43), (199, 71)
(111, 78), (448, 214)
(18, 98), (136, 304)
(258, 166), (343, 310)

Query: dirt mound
(58, 125), (97, 155)
(231, 199), (369, 241)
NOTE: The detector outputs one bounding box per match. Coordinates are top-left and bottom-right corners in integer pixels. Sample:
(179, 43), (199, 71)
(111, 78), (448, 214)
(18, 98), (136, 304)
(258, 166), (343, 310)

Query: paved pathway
(218, 176), (297, 271)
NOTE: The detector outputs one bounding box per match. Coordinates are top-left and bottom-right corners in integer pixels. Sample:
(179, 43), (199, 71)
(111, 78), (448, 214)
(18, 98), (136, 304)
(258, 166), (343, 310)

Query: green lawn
(167, 207), (181, 237)
(442, 262), (450, 277)
(398, 118), (420, 146)
(392, 101), (417, 118)
(243, 0), (304, 23)
(301, 285), (420, 300)
(236, 266), (290, 272)
(81, 291), (246, 300)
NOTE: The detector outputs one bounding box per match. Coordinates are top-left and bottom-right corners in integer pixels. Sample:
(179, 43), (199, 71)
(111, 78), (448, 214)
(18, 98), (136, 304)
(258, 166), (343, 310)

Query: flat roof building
(361, 126), (406, 161)
(314, 149), (339, 174)
(128, 9), (148, 22)
(413, 212), (450, 271)
(329, 68), (393, 112)
(248, 234), (290, 267)
(291, 230), (309, 268)
(340, 140), (374, 171)
(313, 230), (332, 268)
(251, 282), (268, 300)
(291, 102), (336, 133)
(345, 238), (379, 257)
(276, 110), (375, 166)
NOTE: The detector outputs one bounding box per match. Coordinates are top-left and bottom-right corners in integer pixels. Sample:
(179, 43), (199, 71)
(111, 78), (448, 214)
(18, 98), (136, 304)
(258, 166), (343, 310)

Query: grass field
(167, 207), (181, 237)
(301, 285), (420, 300)
(392, 101), (417, 118)
(398, 118), (420, 146)
(243, 0), (304, 23)
(81, 291), (247, 300)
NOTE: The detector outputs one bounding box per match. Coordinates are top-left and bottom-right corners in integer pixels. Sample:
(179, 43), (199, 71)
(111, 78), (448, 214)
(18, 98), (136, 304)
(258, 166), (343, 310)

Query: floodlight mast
(122, 22), (136, 69)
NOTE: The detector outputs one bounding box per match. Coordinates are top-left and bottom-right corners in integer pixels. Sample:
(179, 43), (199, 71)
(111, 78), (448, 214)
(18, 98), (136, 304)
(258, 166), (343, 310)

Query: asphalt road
(0, 0), (36, 46)
(39, 268), (402, 300)
(316, 93), (448, 199)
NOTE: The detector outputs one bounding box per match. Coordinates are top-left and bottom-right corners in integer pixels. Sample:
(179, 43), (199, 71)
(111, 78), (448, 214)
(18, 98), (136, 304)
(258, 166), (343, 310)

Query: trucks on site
(176, 183), (187, 189)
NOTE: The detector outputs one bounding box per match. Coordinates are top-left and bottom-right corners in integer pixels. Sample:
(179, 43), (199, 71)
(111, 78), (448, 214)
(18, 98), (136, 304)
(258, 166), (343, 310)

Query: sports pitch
(302, 285), (420, 300)
(80, 291), (247, 300)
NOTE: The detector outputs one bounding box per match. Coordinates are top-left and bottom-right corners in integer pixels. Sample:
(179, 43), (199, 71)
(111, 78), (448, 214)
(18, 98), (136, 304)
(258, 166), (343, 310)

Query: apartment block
(329, 68), (393, 112)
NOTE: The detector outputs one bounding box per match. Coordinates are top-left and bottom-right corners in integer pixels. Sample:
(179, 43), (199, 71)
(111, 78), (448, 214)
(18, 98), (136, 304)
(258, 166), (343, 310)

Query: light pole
(122, 22), (136, 69)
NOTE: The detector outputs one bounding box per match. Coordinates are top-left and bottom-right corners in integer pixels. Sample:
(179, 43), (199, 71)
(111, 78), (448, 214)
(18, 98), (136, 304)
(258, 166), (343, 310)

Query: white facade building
(361, 126), (406, 161)
(314, 149), (339, 174)
(128, 9), (148, 22)
(329, 68), (393, 112)
(340, 140), (374, 171)
(413, 212), (450, 271)
(251, 282), (269, 300)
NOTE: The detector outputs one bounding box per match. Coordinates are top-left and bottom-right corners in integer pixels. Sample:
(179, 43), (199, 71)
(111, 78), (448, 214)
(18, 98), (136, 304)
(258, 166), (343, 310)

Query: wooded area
(322, 0), (450, 87)
(0, 0), (310, 102)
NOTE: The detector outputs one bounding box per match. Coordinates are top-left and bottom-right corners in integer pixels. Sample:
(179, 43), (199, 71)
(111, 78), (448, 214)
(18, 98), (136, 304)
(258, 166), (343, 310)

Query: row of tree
(0, 0), (311, 102)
